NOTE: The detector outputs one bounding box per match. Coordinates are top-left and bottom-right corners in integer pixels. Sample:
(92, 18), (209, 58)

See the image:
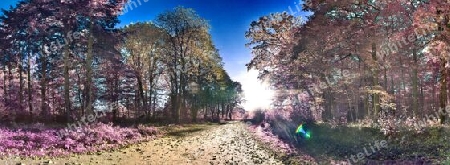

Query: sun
(236, 69), (274, 111)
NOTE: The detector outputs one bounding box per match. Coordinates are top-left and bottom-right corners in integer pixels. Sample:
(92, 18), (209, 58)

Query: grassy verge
(250, 121), (450, 164)
(246, 122), (317, 165)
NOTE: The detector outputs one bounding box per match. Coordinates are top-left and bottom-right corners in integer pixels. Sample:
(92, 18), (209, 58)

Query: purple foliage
(0, 123), (157, 157)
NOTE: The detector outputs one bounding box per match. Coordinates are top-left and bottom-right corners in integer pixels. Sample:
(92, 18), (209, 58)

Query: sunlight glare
(236, 70), (274, 111)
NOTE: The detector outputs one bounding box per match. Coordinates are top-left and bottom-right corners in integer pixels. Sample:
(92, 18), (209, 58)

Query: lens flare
(305, 131), (311, 139)
(295, 124), (305, 134)
(295, 124), (311, 139)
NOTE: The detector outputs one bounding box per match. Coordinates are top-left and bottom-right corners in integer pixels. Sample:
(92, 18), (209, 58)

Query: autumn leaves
(246, 0), (450, 125)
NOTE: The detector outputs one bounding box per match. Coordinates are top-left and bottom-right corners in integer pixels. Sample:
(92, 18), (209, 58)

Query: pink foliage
(0, 123), (157, 157)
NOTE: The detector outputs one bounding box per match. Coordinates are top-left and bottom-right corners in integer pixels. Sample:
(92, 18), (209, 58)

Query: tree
(156, 6), (210, 123)
(413, 0), (450, 124)
(0, 1), (239, 124)
(122, 22), (166, 119)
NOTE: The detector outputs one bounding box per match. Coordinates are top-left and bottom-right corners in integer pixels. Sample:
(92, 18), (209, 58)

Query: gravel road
(1, 122), (283, 165)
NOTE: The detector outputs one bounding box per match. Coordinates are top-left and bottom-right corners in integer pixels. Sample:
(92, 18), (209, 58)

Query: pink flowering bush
(0, 123), (158, 157)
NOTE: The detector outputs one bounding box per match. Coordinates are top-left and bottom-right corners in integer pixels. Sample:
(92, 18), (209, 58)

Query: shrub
(252, 109), (266, 124)
(0, 123), (158, 157)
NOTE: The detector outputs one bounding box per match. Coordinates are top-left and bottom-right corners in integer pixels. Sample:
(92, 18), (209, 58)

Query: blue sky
(1, 0), (18, 10)
(116, 0), (310, 80)
(1, 0), (310, 80)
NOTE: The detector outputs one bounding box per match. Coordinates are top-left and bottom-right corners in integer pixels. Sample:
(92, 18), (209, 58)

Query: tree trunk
(19, 53), (23, 109)
(3, 63), (6, 103)
(85, 21), (95, 116)
(181, 95), (187, 123)
(171, 92), (180, 123)
(371, 43), (380, 119)
(204, 105), (208, 121)
(391, 75), (397, 117)
(191, 106), (198, 123)
(113, 77), (120, 122)
(384, 66), (388, 90)
(41, 48), (47, 120)
(137, 75), (146, 113)
(7, 62), (12, 101)
(399, 56), (406, 91)
(228, 105), (233, 120)
(8, 61), (15, 121)
(152, 92), (157, 120)
(27, 52), (33, 120)
(439, 59), (447, 124)
(221, 102), (226, 119)
(77, 70), (84, 116)
(412, 49), (419, 117)
(148, 56), (156, 119)
(149, 80), (154, 119)
(64, 30), (71, 122)
(432, 75), (438, 112)
(438, 10), (448, 124)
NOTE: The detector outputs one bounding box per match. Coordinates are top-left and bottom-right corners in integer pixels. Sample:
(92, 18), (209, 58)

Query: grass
(295, 123), (386, 164)
(264, 121), (450, 164)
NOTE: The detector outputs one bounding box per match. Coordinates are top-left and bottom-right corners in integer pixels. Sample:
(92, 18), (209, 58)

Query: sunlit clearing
(236, 69), (274, 111)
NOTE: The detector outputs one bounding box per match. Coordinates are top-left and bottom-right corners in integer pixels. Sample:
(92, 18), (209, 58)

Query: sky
(1, 0), (311, 110)
(114, 0), (310, 80)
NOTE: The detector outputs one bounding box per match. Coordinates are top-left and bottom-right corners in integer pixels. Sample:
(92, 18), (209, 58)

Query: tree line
(246, 0), (450, 126)
(0, 0), (242, 124)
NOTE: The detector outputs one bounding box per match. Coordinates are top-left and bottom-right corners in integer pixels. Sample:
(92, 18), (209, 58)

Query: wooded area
(0, 1), (242, 124)
(246, 0), (450, 134)
(1, 0), (450, 164)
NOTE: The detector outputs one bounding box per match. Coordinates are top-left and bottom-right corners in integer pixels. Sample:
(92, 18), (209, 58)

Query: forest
(245, 0), (450, 164)
(0, 1), (242, 124)
(0, 0), (450, 164)
(246, 0), (450, 133)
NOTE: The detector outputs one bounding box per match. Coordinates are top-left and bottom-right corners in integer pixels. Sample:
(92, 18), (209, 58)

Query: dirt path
(1, 122), (283, 165)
